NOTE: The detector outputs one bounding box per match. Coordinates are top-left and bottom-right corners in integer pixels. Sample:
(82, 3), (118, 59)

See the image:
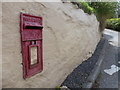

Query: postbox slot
(24, 22), (43, 29)
(25, 26), (42, 29)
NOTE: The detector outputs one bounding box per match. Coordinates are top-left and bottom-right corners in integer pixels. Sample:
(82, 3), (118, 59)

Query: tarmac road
(95, 29), (120, 88)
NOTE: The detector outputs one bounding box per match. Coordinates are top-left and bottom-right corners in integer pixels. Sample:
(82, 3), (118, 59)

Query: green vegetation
(89, 2), (118, 20)
(89, 2), (118, 32)
(55, 86), (61, 90)
(106, 18), (120, 31)
(73, 1), (118, 32)
(80, 2), (95, 15)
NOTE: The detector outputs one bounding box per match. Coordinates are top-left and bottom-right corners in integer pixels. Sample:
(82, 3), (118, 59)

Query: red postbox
(20, 13), (43, 79)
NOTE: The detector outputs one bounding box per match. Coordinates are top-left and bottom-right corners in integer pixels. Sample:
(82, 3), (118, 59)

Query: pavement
(93, 29), (120, 88)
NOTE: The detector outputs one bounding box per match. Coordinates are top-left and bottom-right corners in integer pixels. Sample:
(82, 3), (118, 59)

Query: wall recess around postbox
(20, 13), (43, 79)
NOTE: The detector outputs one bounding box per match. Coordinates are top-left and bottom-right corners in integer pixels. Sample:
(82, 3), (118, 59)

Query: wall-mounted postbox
(20, 13), (43, 79)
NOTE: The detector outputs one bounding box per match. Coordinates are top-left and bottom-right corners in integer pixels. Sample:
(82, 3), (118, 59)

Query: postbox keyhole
(32, 41), (36, 45)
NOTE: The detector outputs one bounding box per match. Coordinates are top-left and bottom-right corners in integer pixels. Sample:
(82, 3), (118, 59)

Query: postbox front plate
(20, 13), (43, 79)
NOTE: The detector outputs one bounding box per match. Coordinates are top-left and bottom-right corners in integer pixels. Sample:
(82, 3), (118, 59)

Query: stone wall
(2, 2), (100, 88)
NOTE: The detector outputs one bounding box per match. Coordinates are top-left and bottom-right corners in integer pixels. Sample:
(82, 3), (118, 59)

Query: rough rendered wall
(0, 2), (2, 89)
(2, 2), (100, 88)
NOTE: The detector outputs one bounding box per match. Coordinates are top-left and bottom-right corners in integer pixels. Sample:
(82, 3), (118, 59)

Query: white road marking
(118, 61), (120, 64)
(104, 65), (120, 75)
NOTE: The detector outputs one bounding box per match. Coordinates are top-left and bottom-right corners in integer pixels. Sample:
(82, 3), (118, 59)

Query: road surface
(95, 29), (120, 88)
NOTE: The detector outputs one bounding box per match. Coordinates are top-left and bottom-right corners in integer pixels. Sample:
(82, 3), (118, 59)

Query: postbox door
(20, 13), (43, 79)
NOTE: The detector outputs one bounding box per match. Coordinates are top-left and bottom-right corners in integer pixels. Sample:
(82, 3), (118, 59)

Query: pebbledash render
(2, 2), (100, 88)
